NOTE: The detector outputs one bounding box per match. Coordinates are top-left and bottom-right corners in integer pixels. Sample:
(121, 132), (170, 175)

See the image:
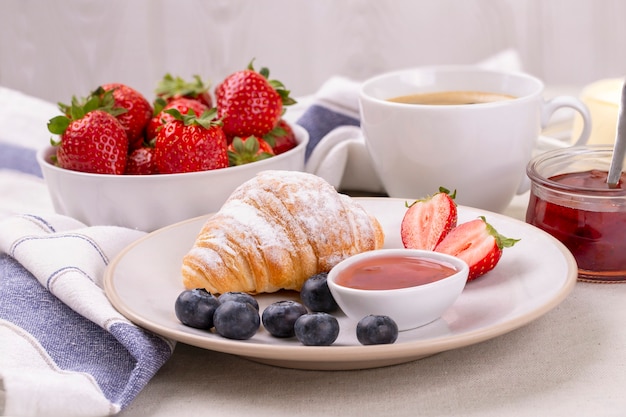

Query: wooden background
(1, 0), (625, 103)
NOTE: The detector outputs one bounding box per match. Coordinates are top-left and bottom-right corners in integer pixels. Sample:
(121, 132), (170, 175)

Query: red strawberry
(401, 187), (457, 250)
(125, 146), (158, 175)
(101, 83), (153, 151)
(146, 97), (209, 141)
(263, 119), (298, 155)
(215, 60), (296, 138)
(48, 110), (128, 174)
(228, 135), (275, 166)
(435, 216), (519, 281)
(48, 90), (129, 174)
(155, 73), (212, 108)
(154, 108), (228, 174)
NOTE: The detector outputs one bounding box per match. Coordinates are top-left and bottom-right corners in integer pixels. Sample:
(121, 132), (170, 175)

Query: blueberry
(356, 315), (398, 345)
(218, 291), (259, 312)
(300, 273), (338, 313)
(294, 313), (340, 346)
(262, 300), (308, 338)
(174, 288), (221, 330)
(213, 301), (260, 340)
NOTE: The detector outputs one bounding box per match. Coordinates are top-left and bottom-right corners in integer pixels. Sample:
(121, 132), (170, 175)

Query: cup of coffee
(359, 66), (592, 212)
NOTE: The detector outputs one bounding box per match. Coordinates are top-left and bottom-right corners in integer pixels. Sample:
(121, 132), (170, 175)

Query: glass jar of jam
(526, 145), (626, 282)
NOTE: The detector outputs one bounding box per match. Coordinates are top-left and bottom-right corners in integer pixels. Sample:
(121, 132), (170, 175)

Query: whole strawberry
(125, 146), (158, 175)
(154, 108), (228, 174)
(155, 73), (212, 107)
(101, 83), (153, 151)
(401, 187), (457, 250)
(48, 113), (128, 175)
(48, 90), (128, 174)
(216, 60), (296, 138)
(146, 97), (209, 141)
(228, 135), (275, 166)
(263, 119), (298, 155)
(435, 216), (519, 281)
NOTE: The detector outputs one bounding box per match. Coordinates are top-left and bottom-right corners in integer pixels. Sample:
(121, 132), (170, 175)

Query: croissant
(181, 170), (385, 294)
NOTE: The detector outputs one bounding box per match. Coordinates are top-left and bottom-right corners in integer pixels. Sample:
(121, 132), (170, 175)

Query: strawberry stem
(155, 73), (211, 101)
(48, 87), (127, 136)
(405, 186), (457, 208)
(163, 107), (222, 129)
(246, 58), (297, 107)
(480, 216), (520, 249)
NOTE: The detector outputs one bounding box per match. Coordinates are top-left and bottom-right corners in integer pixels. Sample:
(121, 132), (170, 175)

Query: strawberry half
(154, 108), (228, 174)
(401, 187), (457, 250)
(215, 60), (296, 138)
(435, 216), (520, 281)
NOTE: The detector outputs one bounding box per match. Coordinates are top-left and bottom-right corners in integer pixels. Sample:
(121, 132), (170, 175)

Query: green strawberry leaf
(262, 125), (287, 147)
(152, 97), (167, 116)
(155, 73), (210, 100)
(47, 115), (71, 135)
(50, 86), (128, 135)
(163, 107), (221, 129)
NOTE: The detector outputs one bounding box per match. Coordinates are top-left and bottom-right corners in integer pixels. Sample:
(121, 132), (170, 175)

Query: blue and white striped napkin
(0, 214), (174, 417)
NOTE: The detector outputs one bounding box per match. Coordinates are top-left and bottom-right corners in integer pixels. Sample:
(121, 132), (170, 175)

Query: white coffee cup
(358, 66), (592, 212)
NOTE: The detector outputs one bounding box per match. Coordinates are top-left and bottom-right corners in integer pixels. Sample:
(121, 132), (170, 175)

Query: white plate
(103, 198), (577, 370)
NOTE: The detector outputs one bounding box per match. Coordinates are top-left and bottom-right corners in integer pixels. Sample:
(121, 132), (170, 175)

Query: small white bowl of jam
(327, 249), (469, 331)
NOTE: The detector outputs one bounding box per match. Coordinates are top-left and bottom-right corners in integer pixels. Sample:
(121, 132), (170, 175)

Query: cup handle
(541, 96), (591, 146)
(517, 96), (593, 195)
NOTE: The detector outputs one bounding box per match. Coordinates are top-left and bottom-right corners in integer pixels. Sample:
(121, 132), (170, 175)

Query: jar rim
(526, 145), (626, 196)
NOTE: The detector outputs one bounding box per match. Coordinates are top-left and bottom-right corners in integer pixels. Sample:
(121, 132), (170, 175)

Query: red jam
(335, 256), (457, 290)
(526, 169), (626, 278)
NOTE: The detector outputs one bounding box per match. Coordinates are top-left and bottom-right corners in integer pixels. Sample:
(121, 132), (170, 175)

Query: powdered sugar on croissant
(181, 170), (385, 294)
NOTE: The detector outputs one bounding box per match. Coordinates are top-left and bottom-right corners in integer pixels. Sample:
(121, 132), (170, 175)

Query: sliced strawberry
(401, 187), (457, 250)
(263, 119), (298, 155)
(228, 135), (275, 166)
(435, 216), (519, 281)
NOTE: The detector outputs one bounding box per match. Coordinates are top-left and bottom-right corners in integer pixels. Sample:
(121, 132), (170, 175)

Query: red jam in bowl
(526, 169), (626, 281)
(334, 255), (457, 290)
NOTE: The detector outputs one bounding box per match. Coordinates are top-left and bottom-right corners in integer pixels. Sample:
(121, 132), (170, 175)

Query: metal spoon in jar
(607, 78), (626, 188)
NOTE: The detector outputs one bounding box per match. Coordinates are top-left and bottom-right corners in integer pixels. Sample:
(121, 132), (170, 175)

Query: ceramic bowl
(327, 249), (469, 331)
(37, 125), (309, 232)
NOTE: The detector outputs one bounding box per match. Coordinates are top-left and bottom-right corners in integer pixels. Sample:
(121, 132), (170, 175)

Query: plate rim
(103, 197), (578, 368)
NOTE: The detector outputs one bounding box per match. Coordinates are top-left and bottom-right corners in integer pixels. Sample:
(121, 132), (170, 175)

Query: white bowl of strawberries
(38, 63), (309, 232)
